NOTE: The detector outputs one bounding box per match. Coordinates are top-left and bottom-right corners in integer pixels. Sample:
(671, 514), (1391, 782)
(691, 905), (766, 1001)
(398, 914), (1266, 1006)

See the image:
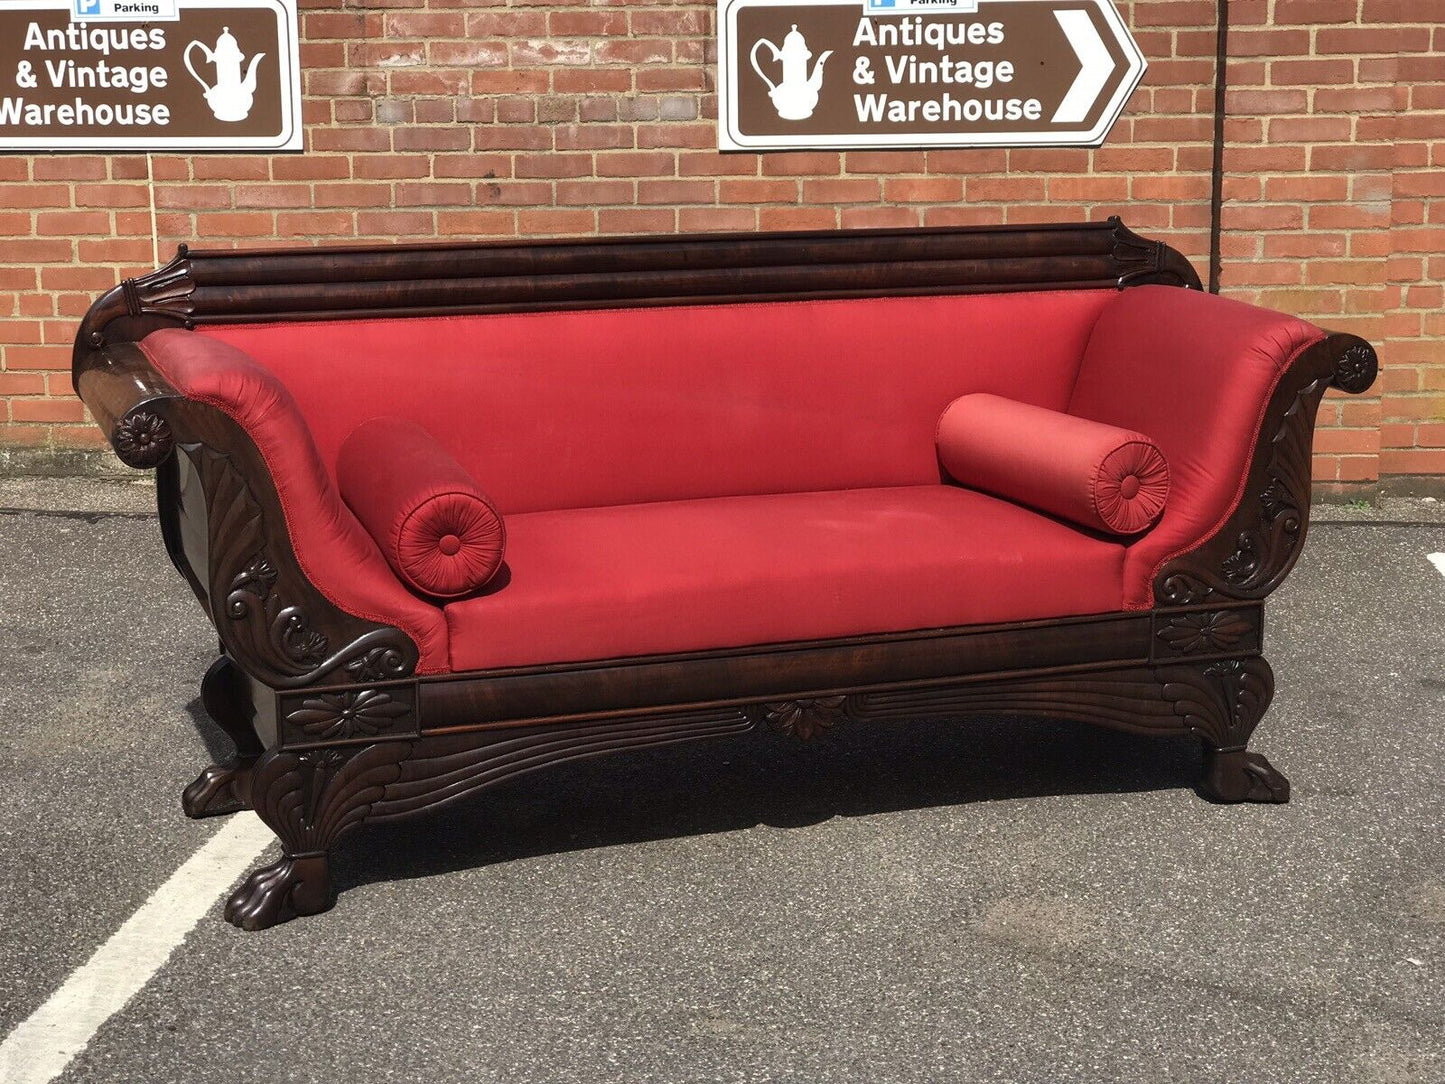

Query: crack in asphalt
(0, 507), (158, 523)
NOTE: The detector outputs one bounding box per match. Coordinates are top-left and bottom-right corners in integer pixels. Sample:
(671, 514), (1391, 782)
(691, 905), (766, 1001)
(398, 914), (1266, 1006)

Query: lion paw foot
(224, 854), (333, 931)
(1200, 749), (1290, 804)
(181, 759), (256, 819)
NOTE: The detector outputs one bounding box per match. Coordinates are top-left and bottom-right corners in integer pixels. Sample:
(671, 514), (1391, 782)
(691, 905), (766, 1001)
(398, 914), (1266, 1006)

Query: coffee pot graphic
(185, 27), (264, 122)
(750, 25), (832, 121)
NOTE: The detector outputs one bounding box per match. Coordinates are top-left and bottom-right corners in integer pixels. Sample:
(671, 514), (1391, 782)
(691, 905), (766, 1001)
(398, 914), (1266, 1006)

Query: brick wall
(1, 0), (1440, 492)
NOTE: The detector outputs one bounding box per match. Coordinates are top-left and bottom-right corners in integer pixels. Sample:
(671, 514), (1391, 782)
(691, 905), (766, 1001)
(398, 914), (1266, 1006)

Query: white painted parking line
(0, 815), (274, 1084)
(1429, 553), (1445, 580)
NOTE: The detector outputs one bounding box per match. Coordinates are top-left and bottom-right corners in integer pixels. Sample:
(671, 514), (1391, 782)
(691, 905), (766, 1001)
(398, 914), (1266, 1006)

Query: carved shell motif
(756, 696), (849, 740)
(1159, 657), (1274, 750)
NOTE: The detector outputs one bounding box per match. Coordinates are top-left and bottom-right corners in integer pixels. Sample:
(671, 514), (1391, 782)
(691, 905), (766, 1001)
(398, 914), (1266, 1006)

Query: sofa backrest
(202, 289), (1114, 514)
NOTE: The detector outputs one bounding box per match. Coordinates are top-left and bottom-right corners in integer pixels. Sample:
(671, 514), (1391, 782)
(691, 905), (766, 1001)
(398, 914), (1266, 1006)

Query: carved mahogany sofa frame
(73, 220), (1377, 930)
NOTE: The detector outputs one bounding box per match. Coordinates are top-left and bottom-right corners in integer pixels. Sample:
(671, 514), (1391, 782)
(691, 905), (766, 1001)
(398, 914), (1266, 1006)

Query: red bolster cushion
(337, 418), (506, 599)
(937, 394), (1170, 536)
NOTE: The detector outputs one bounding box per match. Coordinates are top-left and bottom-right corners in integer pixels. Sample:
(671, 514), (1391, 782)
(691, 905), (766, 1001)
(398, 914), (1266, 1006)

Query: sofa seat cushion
(445, 485), (1127, 671)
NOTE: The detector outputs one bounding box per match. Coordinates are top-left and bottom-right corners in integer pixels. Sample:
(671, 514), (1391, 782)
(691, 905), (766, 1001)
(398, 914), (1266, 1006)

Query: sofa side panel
(1067, 287), (1326, 609)
(137, 328), (451, 675)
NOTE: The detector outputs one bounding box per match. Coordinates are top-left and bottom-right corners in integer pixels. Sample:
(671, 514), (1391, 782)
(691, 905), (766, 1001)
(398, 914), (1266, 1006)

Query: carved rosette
(181, 443), (418, 688)
(1155, 609), (1257, 658)
(283, 687), (416, 744)
(112, 409), (174, 468)
(752, 696), (850, 740)
(1333, 342), (1378, 394)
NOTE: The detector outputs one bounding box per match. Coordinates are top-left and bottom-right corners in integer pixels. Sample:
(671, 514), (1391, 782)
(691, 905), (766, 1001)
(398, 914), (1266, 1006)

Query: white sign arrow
(717, 0), (1148, 150)
(1051, 9), (1115, 124)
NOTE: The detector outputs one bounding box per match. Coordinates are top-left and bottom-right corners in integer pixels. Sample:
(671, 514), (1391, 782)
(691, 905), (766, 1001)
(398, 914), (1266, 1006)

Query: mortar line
(147, 152), (159, 269)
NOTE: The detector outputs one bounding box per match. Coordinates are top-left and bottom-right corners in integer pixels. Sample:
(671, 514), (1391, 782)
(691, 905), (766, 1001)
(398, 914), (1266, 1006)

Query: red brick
(636, 179), (716, 205)
(10, 398), (85, 423)
(599, 208), (676, 234)
(2, 2), (1442, 477)
(678, 207), (756, 232)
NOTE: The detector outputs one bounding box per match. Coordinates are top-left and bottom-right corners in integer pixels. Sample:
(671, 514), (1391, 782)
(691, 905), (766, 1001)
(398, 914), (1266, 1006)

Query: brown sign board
(0, 0), (301, 152)
(718, 0), (1145, 151)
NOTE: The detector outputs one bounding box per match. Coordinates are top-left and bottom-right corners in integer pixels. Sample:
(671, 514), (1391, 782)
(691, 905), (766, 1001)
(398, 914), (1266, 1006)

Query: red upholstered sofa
(73, 221), (1377, 930)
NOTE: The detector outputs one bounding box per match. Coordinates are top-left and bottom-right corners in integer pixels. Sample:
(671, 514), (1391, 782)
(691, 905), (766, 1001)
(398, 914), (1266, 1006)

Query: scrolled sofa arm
(1069, 285), (1377, 608)
(80, 330), (451, 677)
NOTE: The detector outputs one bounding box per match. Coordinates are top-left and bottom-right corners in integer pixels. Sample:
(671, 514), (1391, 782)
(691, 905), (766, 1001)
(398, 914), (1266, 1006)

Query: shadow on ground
(323, 714), (1199, 894)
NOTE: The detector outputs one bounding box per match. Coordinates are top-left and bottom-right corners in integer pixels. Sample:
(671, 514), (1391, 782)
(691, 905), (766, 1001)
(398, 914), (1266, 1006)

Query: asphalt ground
(1, 477), (1442, 1083)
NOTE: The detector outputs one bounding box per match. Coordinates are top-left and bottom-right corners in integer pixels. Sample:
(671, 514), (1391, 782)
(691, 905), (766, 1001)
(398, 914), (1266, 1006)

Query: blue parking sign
(76, 0), (101, 14)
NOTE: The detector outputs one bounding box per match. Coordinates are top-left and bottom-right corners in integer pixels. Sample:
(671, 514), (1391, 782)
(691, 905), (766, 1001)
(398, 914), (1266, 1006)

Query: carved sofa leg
(1199, 748), (1290, 804)
(225, 742), (413, 931)
(182, 760), (256, 819)
(1159, 656), (1290, 804)
(183, 656), (264, 818)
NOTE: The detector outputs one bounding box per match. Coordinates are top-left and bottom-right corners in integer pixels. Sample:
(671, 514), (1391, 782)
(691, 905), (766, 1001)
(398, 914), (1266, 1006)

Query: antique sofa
(73, 220), (1377, 930)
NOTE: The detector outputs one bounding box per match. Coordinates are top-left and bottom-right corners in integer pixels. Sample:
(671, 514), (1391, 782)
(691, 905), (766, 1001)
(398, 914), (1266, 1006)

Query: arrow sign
(719, 0), (1147, 150)
(1051, 9), (1115, 124)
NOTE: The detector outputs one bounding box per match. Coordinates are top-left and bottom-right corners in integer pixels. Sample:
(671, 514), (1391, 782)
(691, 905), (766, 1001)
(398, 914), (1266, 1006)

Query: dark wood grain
(72, 218), (1198, 378)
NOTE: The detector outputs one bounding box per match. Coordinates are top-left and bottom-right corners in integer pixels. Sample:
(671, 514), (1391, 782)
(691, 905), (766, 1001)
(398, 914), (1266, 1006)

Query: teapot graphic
(750, 25), (832, 121)
(185, 27), (264, 123)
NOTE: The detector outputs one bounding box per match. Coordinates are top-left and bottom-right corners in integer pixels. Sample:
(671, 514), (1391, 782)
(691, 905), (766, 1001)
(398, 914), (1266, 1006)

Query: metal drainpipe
(1208, 0), (1229, 295)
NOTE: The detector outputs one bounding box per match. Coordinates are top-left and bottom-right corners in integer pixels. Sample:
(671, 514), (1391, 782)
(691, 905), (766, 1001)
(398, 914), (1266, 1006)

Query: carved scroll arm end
(1326, 335), (1378, 395)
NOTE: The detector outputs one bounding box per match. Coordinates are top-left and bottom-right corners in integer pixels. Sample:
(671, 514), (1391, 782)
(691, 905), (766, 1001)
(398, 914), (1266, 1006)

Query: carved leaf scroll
(181, 443), (416, 689)
(1156, 378), (1325, 607)
(121, 248), (196, 327)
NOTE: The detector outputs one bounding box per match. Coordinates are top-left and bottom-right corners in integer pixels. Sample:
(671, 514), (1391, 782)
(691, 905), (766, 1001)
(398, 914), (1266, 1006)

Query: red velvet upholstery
(445, 486), (1126, 670)
(937, 393), (1169, 536)
(337, 417), (505, 599)
(140, 284), (1324, 674)
(202, 290), (1115, 514)
(1069, 287), (1323, 607)
(138, 330), (451, 673)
